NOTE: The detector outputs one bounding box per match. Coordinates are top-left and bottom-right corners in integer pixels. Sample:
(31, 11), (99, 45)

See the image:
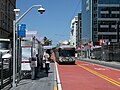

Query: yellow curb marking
(54, 86), (58, 90)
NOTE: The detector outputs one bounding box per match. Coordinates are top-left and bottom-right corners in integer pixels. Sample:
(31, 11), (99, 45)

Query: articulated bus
(54, 45), (75, 64)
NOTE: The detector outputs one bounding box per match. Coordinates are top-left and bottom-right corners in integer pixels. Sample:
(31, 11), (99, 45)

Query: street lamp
(13, 4), (45, 87)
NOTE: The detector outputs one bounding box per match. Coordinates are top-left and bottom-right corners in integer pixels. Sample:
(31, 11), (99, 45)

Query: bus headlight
(59, 57), (62, 62)
(69, 57), (73, 61)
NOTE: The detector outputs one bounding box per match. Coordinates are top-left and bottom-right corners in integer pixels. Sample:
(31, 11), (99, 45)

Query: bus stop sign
(18, 24), (26, 37)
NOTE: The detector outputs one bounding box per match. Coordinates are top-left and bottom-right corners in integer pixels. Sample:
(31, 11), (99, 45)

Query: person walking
(43, 51), (50, 61)
(43, 51), (50, 73)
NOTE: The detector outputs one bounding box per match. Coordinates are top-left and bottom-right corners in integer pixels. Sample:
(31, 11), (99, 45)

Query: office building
(0, 0), (16, 38)
(70, 16), (78, 48)
(76, 13), (82, 48)
(82, 0), (120, 45)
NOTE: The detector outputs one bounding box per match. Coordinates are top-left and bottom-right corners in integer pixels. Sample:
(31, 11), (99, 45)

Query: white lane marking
(94, 67), (109, 70)
(81, 60), (120, 71)
(55, 62), (62, 90)
(54, 63), (57, 90)
(118, 78), (120, 81)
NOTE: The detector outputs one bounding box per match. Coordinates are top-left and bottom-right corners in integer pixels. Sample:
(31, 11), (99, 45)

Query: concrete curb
(79, 58), (120, 70)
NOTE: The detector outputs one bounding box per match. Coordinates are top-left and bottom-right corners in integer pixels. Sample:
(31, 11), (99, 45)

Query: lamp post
(13, 4), (45, 87)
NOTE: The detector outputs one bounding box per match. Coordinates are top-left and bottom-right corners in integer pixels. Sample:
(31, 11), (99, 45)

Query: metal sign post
(13, 4), (44, 87)
(18, 24), (26, 84)
(18, 24), (26, 37)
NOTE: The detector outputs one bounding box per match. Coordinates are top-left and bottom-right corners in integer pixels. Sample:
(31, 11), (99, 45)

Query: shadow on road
(58, 62), (76, 65)
(36, 70), (49, 78)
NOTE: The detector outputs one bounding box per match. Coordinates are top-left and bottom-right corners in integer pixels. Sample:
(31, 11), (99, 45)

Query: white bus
(55, 45), (75, 64)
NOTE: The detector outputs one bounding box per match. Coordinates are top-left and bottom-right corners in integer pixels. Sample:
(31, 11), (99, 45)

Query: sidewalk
(79, 58), (120, 70)
(10, 63), (56, 90)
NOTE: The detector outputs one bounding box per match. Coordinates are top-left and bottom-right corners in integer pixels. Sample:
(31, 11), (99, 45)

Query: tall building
(70, 16), (78, 48)
(76, 13), (82, 48)
(0, 0), (16, 39)
(82, 0), (120, 45)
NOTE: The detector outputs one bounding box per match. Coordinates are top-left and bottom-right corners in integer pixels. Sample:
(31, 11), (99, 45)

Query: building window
(94, 0), (97, 3)
(98, 35), (102, 40)
(71, 29), (74, 36)
(94, 28), (97, 31)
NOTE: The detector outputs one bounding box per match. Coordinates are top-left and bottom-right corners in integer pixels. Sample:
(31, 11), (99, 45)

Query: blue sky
(16, 0), (82, 46)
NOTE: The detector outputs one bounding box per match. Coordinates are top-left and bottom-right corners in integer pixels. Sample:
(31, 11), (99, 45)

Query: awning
(43, 46), (52, 49)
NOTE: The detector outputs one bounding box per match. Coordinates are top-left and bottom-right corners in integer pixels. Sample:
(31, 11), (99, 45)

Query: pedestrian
(43, 51), (50, 61)
(43, 51), (50, 69)
(43, 50), (50, 73)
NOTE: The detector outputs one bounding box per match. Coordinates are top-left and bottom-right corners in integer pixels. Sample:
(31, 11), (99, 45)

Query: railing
(0, 53), (12, 89)
(92, 43), (120, 62)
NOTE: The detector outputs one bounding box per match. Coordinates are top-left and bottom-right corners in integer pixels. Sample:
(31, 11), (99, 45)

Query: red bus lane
(57, 60), (120, 90)
(76, 61), (120, 83)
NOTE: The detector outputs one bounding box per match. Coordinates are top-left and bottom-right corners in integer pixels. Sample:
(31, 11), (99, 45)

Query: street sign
(18, 24), (26, 37)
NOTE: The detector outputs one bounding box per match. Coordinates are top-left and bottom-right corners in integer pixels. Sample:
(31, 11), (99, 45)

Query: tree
(43, 37), (52, 46)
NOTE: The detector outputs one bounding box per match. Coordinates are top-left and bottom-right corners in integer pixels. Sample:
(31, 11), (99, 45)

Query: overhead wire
(70, 0), (82, 21)
(55, 0), (81, 39)
(55, 0), (81, 42)
(66, 0), (81, 30)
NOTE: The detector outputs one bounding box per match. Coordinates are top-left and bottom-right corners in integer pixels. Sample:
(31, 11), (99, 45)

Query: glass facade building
(82, 0), (92, 42)
(76, 13), (82, 48)
(82, 0), (120, 45)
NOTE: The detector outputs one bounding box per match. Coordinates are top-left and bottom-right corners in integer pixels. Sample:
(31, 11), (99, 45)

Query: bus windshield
(59, 49), (75, 57)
